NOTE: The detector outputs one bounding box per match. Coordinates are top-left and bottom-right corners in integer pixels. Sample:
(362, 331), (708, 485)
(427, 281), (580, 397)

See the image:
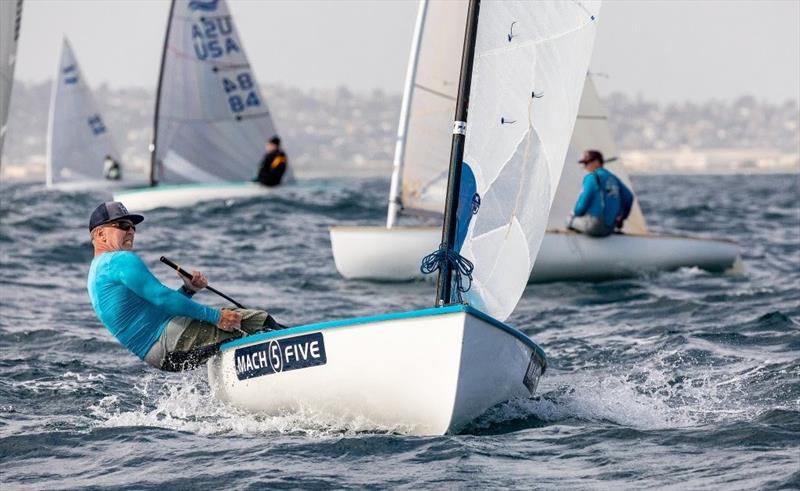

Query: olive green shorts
(144, 308), (285, 371)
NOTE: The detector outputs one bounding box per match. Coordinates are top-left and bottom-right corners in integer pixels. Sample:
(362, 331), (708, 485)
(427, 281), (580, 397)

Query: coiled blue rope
(420, 243), (475, 303)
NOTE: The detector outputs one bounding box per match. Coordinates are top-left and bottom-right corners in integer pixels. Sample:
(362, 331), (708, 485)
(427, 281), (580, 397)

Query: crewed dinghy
(0, 0), (23, 167)
(45, 38), (145, 191)
(328, 0), (740, 283)
(115, 0), (290, 212)
(209, 0), (600, 435)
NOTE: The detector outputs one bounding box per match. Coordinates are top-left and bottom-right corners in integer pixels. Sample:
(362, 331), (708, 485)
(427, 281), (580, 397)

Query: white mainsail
(152, 0), (282, 184)
(547, 75), (648, 234)
(457, 1), (601, 320)
(45, 38), (123, 186)
(399, 0), (469, 217)
(0, 0), (23, 163)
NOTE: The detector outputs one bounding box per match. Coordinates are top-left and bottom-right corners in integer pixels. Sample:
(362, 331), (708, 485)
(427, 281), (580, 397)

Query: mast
(149, 0), (176, 187)
(386, 0), (428, 228)
(435, 0), (480, 306)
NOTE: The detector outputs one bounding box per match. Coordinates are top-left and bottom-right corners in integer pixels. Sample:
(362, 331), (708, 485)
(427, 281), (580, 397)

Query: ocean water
(0, 174), (798, 489)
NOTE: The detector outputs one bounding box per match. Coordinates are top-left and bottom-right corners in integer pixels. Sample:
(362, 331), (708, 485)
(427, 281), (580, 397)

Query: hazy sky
(12, 0), (800, 103)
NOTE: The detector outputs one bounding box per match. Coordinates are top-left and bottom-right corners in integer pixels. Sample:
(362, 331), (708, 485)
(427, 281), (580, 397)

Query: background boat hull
(48, 178), (149, 192)
(329, 226), (741, 282)
(114, 181), (272, 212)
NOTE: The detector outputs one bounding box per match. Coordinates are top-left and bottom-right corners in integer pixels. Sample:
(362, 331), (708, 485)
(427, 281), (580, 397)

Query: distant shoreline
(1, 164), (797, 184)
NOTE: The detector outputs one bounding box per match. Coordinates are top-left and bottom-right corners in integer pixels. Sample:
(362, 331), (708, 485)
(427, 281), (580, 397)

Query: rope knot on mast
(421, 243), (474, 303)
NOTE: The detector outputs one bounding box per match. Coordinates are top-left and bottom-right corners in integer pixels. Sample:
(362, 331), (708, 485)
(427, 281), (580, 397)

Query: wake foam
(471, 372), (685, 431)
(89, 371), (412, 437)
(88, 351), (784, 436)
(472, 354), (778, 432)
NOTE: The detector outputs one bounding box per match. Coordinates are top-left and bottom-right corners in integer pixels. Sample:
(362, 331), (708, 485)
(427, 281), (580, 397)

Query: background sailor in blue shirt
(86, 202), (286, 371)
(568, 150), (635, 237)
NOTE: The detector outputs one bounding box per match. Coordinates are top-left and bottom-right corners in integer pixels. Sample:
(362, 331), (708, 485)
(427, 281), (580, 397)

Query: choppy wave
(1, 174), (798, 489)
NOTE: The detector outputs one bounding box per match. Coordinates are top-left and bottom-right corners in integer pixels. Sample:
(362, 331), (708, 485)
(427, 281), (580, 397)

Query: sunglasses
(107, 221), (136, 232)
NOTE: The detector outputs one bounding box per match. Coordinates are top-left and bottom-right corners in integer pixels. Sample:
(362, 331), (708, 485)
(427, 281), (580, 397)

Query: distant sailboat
(116, 0), (288, 211)
(329, 0), (739, 283)
(207, 0), (598, 435)
(0, 0), (23, 168)
(45, 38), (141, 190)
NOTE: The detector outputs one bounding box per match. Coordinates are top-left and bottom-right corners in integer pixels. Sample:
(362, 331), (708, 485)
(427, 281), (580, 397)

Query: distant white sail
(0, 0), (23, 163)
(46, 38), (123, 186)
(548, 75), (648, 234)
(153, 0), (282, 184)
(399, 0), (468, 216)
(457, 1), (601, 320)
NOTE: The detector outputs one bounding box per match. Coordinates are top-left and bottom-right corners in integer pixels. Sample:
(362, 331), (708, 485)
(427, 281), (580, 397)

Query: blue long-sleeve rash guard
(573, 167), (634, 227)
(87, 251), (221, 359)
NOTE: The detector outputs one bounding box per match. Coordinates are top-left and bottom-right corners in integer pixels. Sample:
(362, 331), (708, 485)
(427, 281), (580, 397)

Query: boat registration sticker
(234, 332), (327, 381)
(523, 352), (543, 395)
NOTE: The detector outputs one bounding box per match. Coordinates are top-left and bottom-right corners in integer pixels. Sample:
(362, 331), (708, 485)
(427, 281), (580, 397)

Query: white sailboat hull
(114, 182), (272, 212)
(48, 178), (150, 193)
(207, 305), (545, 436)
(329, 226), (741, 283)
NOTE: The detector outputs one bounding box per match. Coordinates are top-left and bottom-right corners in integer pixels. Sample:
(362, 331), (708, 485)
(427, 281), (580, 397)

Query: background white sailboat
(208, 0), (599, 435)
(329, 0), (739, 283)
(116, 0), (289, 211)
(0, 0), (24, 169)
(45, 38), (141, 191)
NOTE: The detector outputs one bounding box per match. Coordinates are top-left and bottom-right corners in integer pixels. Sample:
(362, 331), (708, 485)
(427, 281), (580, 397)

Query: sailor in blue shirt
(568, 150), (634, 237)
(86, 202), (286, 371)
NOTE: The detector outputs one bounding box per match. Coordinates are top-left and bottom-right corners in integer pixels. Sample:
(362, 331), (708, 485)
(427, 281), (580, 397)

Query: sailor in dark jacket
(255, 136), (288, 186)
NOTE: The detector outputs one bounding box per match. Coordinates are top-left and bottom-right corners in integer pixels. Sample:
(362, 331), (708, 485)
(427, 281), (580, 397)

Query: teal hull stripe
(220, 304), (547, 367)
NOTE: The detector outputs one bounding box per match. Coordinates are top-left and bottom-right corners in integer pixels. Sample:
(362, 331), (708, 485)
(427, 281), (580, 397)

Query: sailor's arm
(270, 154), (287, 170)
(176, 270), (208, 297)
(113, 253), (220, 325)
(573, 175), (596, 216)
(619, 180), (634, 220)
(254, 154), (269, 182)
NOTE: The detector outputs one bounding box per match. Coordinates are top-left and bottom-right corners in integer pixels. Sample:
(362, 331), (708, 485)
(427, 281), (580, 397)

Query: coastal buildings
(1, 82), (797, 180)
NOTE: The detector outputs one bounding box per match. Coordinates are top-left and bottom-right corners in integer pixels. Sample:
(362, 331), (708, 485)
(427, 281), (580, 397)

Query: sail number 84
(222, 72), (260, 113)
